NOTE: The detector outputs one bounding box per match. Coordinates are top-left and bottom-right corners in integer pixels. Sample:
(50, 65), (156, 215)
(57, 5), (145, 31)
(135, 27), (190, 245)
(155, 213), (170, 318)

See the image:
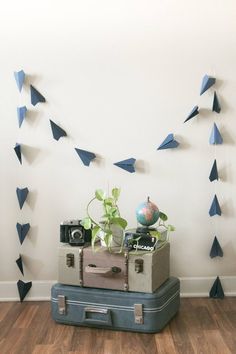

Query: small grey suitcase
(51, 277), (180, 333)
(58, 243), (170, 293)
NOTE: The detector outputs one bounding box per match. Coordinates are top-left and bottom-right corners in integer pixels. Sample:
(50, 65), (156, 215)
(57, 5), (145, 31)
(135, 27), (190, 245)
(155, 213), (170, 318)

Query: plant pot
(99, 224), (124, 248)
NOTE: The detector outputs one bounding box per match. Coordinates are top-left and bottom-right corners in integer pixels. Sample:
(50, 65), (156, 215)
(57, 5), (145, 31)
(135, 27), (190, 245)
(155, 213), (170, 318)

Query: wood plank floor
(0, 298), (236, 353)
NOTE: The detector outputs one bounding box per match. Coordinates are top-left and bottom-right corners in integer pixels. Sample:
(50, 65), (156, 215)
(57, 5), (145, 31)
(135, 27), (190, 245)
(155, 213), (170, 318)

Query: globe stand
(136, 226), (156, 234)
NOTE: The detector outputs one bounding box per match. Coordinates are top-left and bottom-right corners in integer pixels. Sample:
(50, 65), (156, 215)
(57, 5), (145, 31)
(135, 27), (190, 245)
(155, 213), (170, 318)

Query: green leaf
(110, 207), (118, 216)
(168, 224), (175, 232)
(104, 198), (113, 206)
(81, 217), (92, 230)
(103, 231), (113, 248)
(111, 217), (127, 230)
(150, 230), (161, 239)
(112, 188), (120, 201)
(159, 212), (168, 222)
(91, 225), (101, 247)
(95, 189), (106, 201)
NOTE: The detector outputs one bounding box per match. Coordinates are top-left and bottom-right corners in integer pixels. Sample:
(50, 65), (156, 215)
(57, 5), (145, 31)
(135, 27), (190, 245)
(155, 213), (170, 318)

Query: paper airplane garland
(212, 91), (221, 113)
(200, 74), (216, 95)
(209, 276), (224, 299)
(210, 237), (223, 258)
(75, 148), (96, 166)
(184, 105), (199, 123)
(14, 70), (25, 92)
(17, 280), (32, 302)
(16, 187), (29, 209)
(17, 106), (27, 127)
(209, 195), (221, 217)
(50, 120), (67, 141)
(157, 133), (179, 150)
(16, 255), (24, 276)
(16, 223), (30, 244)
(209, 123), (223, 145)
(209, 159), (218, 182)
(30, 85), (46, 106)
(114, 158), (136, 173)
(14, 143), (22, 164)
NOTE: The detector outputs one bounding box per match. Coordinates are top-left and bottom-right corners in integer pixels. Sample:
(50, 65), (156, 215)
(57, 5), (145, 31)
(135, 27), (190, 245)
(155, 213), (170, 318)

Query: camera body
(60, 219), (91, 246)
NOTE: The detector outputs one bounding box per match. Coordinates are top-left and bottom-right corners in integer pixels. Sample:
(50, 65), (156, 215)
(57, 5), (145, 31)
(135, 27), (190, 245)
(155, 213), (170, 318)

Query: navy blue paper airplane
(209, 123), (223, 145)
(16, 255), (24, 275)
(209, 276), (224, 299)
(209, 195), (221, 217)
(50, 120), (67, 141)
(14, 70), (25, 92)
(184, 105), (199, 123)
(30, 85), (46, 106)
(16, 223), (30, 244)
(157, 133), (179, 150)
(14, 143), (22, 164)
(210, 237), (223, 258)
(17, 280), (32, 302)
(16, 187), (29, 209)
(17, 106), (27, 127)
(212, 91), (221, 113)
(200, 74), (216, 95)
(209, 159), (218, 182)
(114, 158), (136, 173)
(75, 148), (96, 166)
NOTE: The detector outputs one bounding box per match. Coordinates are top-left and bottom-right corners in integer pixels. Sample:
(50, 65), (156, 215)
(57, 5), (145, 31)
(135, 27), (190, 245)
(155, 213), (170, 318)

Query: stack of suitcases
(51, 222), (180, 333)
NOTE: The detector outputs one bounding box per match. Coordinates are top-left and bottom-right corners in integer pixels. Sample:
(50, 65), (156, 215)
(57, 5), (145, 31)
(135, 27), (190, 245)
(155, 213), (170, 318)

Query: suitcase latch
(134, 304), (143, 324)
(58, 295), (66, 315)
(66, 253), (74, 267)
(135, 259), (143, 273)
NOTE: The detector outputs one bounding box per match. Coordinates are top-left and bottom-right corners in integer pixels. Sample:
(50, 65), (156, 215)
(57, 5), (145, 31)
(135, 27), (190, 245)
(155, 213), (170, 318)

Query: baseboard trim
(0, 276), (236, 301)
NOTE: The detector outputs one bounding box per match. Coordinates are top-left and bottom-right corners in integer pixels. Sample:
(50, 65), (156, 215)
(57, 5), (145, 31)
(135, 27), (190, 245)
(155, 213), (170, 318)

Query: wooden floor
(0, 298), (236, 353)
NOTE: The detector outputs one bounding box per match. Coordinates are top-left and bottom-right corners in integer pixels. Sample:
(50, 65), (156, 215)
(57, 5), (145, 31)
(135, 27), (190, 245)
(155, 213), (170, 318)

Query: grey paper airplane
(30, 85), (46, 106)
(16, 255), (24, 275)
(184, 105), (199, 123)
(16, 187), (29, 209)
(14, 70), (25, 92)
(157, 133), (179, 150)
(14, 143), (22, 164)
(209, 195), (221, 217)
(16, 223), (30, 244)
(114, 158), (136, 173)
(209, 159), (218, 182)
(212, 91), (221, 113)
(200, 74), (216, 95)
(209, 123), (223, 145)
(17, 106), (27, 127)
(50, 120), (67, 141)
(17, 280), (32, 302)
(209, 276), (224, 299)
(210, 237), (223, 258)
(75, 148), (96, 166)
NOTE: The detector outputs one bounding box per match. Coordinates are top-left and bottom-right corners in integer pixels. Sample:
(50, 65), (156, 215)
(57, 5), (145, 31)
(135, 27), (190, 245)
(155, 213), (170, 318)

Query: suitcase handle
(85, 265), (121, 275)
(82, 307), (112, 326)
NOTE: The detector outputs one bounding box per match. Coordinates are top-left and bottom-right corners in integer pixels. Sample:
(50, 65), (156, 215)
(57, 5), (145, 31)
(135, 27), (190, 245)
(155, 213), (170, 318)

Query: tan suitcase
(58, 243), (170, 293)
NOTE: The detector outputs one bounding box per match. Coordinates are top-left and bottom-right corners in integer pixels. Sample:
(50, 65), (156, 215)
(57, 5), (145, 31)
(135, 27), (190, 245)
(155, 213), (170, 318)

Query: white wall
(0, 0), (236, 298)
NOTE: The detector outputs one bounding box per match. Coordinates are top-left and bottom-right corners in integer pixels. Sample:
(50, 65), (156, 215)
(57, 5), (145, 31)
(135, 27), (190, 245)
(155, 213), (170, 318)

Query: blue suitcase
(51, 277), (180, 333)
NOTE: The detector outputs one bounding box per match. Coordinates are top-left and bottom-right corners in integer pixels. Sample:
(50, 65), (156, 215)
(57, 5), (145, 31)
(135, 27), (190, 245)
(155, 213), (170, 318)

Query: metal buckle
(58, 295), (66, 315)
(134, 304), (143, 324)
(134, 259), (143, 273)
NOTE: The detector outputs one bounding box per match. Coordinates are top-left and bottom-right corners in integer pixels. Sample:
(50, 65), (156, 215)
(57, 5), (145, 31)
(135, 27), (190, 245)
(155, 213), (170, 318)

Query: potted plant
(82, 187), (128, 251)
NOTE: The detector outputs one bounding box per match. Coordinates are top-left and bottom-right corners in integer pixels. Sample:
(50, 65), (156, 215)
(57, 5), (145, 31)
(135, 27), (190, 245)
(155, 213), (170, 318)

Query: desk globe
(136, 197), (159, 232)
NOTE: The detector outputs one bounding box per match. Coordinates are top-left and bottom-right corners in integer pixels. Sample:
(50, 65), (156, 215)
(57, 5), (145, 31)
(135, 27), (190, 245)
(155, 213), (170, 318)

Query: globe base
(136, 226), (156, 234)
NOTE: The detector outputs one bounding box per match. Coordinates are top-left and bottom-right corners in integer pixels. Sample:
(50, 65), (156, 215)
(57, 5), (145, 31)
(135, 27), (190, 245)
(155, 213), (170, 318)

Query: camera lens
(70, 228), (83, 240)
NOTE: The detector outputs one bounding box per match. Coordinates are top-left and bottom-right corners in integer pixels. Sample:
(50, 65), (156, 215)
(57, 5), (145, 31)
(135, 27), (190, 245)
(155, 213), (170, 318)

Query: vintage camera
(124, 229), (158, 252)
(60, 220), (91, 246)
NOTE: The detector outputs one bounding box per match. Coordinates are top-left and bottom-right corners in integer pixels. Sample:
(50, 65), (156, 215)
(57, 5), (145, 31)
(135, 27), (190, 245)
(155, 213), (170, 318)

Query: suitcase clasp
(135, 259), (143, 273)
(58, 295), (66, 315)
(134, 304), (143, 324)
(66, 253), (74, 267)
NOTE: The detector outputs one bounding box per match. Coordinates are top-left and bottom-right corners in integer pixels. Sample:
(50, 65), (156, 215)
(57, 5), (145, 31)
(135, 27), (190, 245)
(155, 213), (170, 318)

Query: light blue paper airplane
(75, 148), (96, 166)
(50, 120), (67, 141)
(16, 223), (30, 244)
(212, 91), (221, 113)
(30, 85), (46, 106)
(17, 280), (32, 302)
(17, 106), (27, 127)
(14, 70), (25, 92)
(209, 276), (224, 299)
(209, 159), (218, 182)
(114, 158), (136, 173)
(16, 187), (29, 209)
(16, 255), (24, 275)
(14, 143), (22, 164)
(210, 236), (223, 258)
(209, 123), (223, 145)
(209, 194), (221, 217)
(200, 74), (216, 95)
(157, 133), (179, 150)
(184, 105), (199, 123)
